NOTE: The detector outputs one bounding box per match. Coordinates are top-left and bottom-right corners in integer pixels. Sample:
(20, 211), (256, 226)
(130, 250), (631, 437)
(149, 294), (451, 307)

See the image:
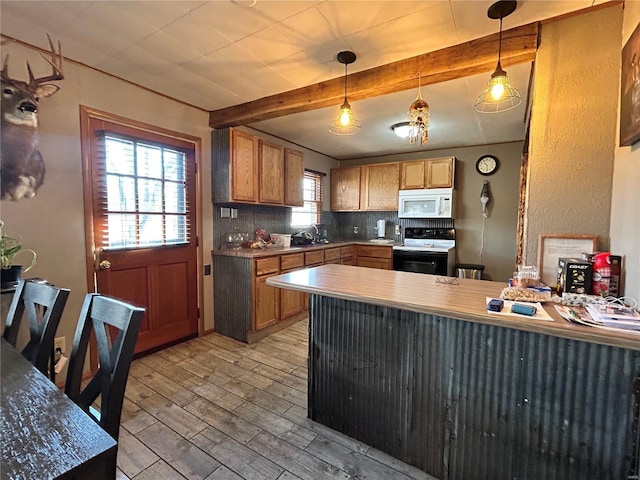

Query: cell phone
(487, 298), (504, 312)
(511, 303), (537, 316)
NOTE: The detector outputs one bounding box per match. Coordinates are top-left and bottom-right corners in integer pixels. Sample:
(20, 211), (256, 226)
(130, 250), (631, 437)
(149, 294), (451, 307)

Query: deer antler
(1, 54), (13, 83)
(26, 34), (63, 87)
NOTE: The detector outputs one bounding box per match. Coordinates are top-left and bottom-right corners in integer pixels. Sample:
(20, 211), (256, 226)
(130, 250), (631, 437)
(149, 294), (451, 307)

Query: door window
(101, 135), (189, 249)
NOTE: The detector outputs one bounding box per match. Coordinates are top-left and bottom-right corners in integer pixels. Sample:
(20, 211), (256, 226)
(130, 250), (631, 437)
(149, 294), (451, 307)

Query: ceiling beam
(209, 22), (539, 128)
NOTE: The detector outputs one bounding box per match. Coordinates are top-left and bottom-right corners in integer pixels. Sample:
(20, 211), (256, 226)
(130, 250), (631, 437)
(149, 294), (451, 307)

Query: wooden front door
(81, 107), (199, 355)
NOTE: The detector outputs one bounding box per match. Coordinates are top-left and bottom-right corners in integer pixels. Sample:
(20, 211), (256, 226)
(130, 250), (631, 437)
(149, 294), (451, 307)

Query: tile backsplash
(214, 204), (453, 248)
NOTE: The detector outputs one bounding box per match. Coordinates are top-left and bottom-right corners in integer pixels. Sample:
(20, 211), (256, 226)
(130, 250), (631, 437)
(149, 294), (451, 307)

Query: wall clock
(475, 155), (499, 176)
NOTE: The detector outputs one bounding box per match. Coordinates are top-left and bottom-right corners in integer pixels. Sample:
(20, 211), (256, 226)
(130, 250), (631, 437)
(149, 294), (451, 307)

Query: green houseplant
(0, 220), (37, 289)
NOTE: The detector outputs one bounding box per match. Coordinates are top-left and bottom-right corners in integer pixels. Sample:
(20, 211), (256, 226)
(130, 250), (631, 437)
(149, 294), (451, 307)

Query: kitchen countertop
(212, 240), (399, 258)
(266, 263), (640, 351)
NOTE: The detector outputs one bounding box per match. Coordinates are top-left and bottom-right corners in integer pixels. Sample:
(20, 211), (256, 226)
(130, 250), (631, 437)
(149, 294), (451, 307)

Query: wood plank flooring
(116, 319), (437, 480)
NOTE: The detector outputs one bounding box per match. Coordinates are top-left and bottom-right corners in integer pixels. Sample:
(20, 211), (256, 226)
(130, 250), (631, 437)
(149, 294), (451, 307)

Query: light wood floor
(116, 319), (436, 480)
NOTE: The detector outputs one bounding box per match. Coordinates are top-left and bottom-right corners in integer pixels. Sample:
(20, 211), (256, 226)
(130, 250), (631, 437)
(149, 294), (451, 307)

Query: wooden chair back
(64, 293), (144, 441)
(3, 279), (70, 380)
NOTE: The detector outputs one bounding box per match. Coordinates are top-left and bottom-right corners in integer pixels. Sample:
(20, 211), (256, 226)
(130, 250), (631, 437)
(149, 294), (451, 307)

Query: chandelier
(407, 73), (429, 145)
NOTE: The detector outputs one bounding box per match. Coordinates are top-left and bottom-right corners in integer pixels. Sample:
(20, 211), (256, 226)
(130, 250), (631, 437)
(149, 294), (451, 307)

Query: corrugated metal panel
(309, 295), (640, 480)
(213, 255), (252, 341)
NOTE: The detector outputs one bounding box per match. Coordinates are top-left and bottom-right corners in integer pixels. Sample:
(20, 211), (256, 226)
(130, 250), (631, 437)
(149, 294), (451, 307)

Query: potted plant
(0, 220), (37, 290)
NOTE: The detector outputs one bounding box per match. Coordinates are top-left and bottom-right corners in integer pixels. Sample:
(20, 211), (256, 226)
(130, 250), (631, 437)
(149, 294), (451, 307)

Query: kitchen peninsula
(267, 264), (640, 480)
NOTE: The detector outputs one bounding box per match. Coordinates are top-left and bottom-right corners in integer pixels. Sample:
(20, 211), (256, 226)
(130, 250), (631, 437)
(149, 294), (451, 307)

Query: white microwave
(398, 188), (455, 219)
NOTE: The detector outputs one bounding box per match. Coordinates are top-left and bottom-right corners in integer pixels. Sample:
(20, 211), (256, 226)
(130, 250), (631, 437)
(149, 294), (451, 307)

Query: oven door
(393, 249), (449, 275)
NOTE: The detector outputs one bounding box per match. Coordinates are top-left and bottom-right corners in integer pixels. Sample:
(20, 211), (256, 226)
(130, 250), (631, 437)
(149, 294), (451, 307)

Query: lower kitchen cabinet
(254, 274), (279, 330)
(254, 257), (280, 331)
(280, 253), (306, 320)
(355, 245), (392, 270)
(214, 244), (369, 343)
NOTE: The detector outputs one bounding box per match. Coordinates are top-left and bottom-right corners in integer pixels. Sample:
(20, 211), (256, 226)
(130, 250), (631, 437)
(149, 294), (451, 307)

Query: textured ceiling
(0, 1), (604, 159)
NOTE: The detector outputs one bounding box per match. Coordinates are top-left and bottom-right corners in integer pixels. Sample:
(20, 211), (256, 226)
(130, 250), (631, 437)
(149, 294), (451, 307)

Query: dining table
(1, 338), (117, 480)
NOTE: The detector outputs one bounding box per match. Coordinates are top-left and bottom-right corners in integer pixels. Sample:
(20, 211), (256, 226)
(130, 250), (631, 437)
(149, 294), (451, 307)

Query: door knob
(99, 260), (111, 270)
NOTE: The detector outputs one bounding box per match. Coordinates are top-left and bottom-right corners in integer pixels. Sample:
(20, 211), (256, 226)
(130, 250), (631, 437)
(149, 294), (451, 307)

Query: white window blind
(291, 170), (324, 228)
(97, 133), (191, 249)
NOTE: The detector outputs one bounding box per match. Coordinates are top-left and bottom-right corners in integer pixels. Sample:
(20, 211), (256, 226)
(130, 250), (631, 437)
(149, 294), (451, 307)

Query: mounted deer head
(1, 35), (63, 201)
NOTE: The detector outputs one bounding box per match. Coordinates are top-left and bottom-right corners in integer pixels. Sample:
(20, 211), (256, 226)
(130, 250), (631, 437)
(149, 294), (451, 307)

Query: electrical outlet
(54, 336), (66, 355)
(353, 226), (359, 235)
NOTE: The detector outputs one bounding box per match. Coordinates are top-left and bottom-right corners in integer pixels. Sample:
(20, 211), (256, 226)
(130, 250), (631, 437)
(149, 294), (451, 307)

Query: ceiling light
(408, 73), (429, 145)
(474, 0), (523, 113)
(391, 122), (415, 139)
(330, 51), (361, 135)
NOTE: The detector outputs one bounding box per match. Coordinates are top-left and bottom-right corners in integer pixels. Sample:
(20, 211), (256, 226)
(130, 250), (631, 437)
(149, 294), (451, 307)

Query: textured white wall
(611, 4), (640, 301)
(525, 5), (622, 269)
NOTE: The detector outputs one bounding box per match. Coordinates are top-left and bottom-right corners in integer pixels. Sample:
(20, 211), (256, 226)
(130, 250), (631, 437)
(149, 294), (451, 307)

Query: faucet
(311, 224), (320, 243)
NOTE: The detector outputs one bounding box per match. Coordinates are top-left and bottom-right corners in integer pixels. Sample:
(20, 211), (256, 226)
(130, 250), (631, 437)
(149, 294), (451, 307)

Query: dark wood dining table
(1, 338), (117, 480)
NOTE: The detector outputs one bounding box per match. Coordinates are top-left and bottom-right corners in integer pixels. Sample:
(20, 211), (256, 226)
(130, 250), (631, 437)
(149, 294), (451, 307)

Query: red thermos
(591, 252), (622, 297)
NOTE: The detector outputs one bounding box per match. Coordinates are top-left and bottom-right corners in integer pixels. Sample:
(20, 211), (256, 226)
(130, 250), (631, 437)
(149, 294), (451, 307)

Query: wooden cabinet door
(400, 161), (426, 190)
(231, 129), (258, 202)
(280, 268), (306, 319)
(356, 257), (391, 269)
(330, 167), (361, 211)
(284, 148), (304, 206)
(361, 163), (399, 210)
(426, 157), (454, 189)
(259, 139), (284, 204)
(255, 274), (279, 330)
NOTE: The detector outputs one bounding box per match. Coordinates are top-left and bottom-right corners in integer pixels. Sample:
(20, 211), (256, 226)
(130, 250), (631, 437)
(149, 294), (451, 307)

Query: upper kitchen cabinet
(258, 139), (285, 205)
(399, 157), (456, 190)
(361, 162), (399, 211)
(213, 128), (304, 206)
(330, 166), (361, 211)
(213, 128), (258, 204)
(284, 148), (304, 207)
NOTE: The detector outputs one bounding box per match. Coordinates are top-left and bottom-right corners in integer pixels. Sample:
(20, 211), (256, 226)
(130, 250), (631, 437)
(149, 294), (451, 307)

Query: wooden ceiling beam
(209, 22), (539, 128)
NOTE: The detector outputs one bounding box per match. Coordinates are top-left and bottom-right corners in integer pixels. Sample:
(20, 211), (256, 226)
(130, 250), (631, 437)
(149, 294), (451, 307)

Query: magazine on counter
(555, 304), (640, 332)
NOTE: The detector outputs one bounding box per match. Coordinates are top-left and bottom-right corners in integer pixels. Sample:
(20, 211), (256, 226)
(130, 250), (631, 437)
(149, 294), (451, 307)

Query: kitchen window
(291, 169), (324, 228)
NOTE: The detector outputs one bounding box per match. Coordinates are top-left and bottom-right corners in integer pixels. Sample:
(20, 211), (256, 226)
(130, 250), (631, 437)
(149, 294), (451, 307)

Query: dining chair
(64, 293), (144, 441)
(3, 278), (70, 381)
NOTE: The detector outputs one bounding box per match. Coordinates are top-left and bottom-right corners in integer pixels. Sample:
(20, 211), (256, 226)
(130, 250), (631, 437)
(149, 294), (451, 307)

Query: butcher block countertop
(267, 264), (640, 351)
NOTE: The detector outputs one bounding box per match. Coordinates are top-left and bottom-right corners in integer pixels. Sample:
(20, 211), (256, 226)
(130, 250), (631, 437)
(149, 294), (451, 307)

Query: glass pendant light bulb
(329, 51), (361, 135)
(490, 79), (506, 100)
(339, 108), (351, 127)
(474, 1), (522, 113)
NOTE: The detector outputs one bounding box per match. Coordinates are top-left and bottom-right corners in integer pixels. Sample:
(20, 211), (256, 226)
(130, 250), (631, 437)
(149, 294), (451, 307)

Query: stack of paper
(585, 304), (640, 331)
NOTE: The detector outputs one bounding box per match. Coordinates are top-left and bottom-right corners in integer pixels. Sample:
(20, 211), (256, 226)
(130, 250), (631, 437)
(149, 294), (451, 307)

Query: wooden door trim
(79, 105), (202, 369)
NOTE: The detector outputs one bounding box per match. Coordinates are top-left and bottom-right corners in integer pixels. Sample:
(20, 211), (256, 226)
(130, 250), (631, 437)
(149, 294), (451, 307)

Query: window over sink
(291, 169), (324, 228)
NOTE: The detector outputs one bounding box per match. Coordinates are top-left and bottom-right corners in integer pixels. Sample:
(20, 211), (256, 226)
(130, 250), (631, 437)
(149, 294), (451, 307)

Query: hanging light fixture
(474, 0), (522, 113)
(407, 72), (429, 145)
(330, 51), (361, 135)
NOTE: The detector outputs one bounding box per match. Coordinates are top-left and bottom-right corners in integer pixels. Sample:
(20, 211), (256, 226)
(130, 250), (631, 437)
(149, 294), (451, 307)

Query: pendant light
(474, 0), (522, 113)
(408, 72), (429, 145)
(330, 51), (361, 135)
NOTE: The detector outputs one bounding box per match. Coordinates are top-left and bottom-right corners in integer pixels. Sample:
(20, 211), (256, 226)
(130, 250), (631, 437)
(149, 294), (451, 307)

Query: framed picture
(620, 21), (640, 147)
(537, 234), (598, 289)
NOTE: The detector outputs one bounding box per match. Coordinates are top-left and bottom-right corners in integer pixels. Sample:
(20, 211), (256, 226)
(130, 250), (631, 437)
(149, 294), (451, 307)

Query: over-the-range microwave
(397, 188), (456, 219)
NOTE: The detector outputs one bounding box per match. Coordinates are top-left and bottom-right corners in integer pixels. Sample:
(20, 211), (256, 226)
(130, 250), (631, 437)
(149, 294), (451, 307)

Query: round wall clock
(475, 155), (499, 176)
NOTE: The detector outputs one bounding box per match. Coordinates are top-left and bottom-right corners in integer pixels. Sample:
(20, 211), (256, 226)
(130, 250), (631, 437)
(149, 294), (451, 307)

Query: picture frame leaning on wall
(537, 234), (598, 289)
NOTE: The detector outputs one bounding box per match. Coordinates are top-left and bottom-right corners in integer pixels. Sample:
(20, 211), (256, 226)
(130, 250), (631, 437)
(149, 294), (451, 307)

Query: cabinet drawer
(305, 250), (325, 266)
(340, 246), (354, 258)
(356, 245), (392, 259)
(324, 248), (341, 262)
(255, 257), (279, 276)
(341, 257), (354, 265)
(280, 253), (304, 270)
